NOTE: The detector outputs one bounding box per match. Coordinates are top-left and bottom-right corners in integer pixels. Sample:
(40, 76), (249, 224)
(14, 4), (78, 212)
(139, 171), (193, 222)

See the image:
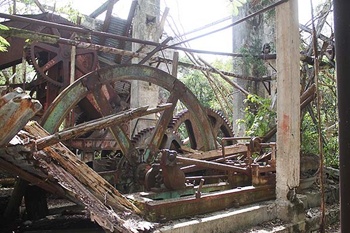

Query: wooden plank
(23, 122), (154, 232)
(185, 143), (247, 160)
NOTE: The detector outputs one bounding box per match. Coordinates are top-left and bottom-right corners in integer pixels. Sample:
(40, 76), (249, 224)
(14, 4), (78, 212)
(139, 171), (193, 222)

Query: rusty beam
(35, 104), (171, 150)
(199, 57), (250, 96)
(115, 0), (137, 64)
(177, 156), (249, 174)
(184, 143), (247, 160)
(167, 0), (289, 49)
(138, 37), (172, 65)
(154, 57), (273, 81)
(0, 12), (161, 47)
(0, 27), (147, 58)
(99, 0), (116, 47)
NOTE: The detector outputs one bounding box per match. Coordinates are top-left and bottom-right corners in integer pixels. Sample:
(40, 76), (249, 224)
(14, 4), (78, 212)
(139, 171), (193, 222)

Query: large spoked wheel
(40, 65), (217, 192)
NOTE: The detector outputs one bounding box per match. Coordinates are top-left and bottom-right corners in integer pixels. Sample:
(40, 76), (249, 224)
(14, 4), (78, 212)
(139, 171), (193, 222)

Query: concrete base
(154, 201), (277, 233)
(153, 187), (339, 233)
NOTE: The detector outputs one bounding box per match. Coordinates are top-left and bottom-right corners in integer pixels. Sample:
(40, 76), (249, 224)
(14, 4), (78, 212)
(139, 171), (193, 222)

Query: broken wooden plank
(23, 122), (154, 232)
(36, 152), (152, 232)
(0, 88), (42, 146)
(25, 122), (138, 212)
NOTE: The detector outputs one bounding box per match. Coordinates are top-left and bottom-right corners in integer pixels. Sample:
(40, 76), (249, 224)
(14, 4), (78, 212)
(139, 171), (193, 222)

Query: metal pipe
(0, 12), (161, 47)
(334, 0), (350, 232)
(177, 156), (248, 174)
(0, 27), (147, 58)
(186, 175), (228, 180)
(167, 0), (289, 48)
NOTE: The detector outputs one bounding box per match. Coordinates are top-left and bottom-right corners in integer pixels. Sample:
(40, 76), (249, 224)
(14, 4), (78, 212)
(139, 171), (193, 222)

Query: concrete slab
(154, 201), (277, 233)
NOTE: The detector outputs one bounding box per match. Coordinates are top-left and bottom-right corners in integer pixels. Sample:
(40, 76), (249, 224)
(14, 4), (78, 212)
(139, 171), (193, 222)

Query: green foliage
(237, 94), (276, 137)
(229, 0), (247, 16)
(239, 38), (267, 77)
(300, 67), (338, 168)
(56, 1), (82, 23)
(0, 24), (10, 52)
(179, 68), (214, 109)
(178, 57), (233, 111)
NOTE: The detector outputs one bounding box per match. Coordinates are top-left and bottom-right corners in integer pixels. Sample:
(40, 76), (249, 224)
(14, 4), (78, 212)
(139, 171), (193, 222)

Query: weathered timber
(0, 88), (42, 146)
(184, 143), (247, 160)
(36, 104), (171, 149)
(25, 123), (137, 212)
(0, 156), (65, 195)
(23, 122), (154, 232)
(0, 177), (16, 186)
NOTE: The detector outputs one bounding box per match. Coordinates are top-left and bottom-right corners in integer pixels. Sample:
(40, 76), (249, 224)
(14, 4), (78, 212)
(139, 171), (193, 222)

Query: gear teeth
(206, 108), (234, 136)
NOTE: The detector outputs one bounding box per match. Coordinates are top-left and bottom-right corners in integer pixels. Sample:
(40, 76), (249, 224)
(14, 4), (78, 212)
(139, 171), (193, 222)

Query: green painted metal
(41, 65), (217, 153)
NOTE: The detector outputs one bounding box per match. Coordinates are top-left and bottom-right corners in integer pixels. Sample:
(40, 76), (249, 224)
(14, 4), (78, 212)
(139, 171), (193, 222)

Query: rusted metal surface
(159, 150), (186, 190)
(0, 60), (282, 228)
(178, 156), (249, 174)
(0, 27), (146, 59)
(0, 14), (98, 111)
(36, 65), (219, 192)
(0, 88), (41, 146)
(0, 12), (161, 47)
(41, 65), (217, 147)
(0, 7), (304, 232)
(128, 184), (276, 222)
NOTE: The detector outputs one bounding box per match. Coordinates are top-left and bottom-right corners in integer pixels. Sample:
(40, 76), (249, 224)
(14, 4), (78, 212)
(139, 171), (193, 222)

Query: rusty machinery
(0, 13), (98, 110)
(38, 64), (277, 221)
(0, 14), (279, 222)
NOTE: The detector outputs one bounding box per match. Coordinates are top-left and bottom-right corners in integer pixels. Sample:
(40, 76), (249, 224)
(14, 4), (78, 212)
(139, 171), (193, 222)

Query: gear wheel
(169, 107), (235, 149)
(25, 14), (98, 88)
(132, 127), (183, 152)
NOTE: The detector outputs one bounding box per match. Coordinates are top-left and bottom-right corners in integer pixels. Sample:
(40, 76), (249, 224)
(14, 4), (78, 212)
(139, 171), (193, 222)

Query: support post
(276, 0), (303, 224)
(333, 1), (350, 232)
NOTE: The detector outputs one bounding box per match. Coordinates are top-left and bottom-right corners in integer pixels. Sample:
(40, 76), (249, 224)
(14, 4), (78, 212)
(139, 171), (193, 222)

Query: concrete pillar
(231, 4), (276, 137)
(232, 9), (248, 136)
(131, 0), (160, 136)
(276, 0), (302, 224)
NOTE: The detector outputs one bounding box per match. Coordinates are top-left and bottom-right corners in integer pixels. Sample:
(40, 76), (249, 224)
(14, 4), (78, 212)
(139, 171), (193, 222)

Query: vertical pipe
(333, 1), (350, 232)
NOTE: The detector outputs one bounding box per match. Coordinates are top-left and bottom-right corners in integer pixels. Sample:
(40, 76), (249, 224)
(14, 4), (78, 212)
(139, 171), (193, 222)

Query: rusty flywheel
(26, 14), (98, 88)
(40, 64), (219, 193)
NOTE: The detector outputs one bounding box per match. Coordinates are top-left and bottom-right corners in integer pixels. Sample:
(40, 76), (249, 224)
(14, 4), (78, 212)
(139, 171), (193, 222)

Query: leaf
(0, 36), (10, 47)
(0, 24), (9, 31)
(232, 5), (239, 16)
